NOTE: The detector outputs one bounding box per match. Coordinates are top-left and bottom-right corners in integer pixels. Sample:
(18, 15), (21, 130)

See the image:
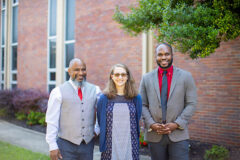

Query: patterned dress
(101, 95), (139, 160)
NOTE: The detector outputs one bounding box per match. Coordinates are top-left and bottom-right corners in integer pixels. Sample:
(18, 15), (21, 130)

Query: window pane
(1, 48), (4, 71)
(65, 43), (74, 68)
(12, 73), (17, 81)
(66, 71), (70, 81)
(1, 83), (4, 90)
(12, 6), (18, 43)
(2, 74), (4, 81)
(11, 84), (17, 89)
(49, 0), (57, 36)
(49, 39), (56, 68)
(12, 46), (17, 70)
(65, 0), (75, 40)
(50, 72), (55, 81)
(2, 0), (6, 8)
(1, 11), (5, 45)
(13, 0), (18, 4)
(48, 85), (55, 93)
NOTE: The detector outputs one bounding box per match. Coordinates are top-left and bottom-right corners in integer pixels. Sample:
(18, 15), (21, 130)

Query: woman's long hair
(103, 64), (138, 99)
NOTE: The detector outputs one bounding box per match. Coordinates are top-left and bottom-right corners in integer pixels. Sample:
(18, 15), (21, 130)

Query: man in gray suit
(140, 43), (197, 160)
(46, 58), (100, 160)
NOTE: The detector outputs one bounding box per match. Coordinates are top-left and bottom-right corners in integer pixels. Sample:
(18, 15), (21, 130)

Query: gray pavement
(0, 120), (150, 160)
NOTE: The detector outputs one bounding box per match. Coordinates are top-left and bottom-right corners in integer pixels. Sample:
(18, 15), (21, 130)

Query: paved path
(0, 120), (150, 160)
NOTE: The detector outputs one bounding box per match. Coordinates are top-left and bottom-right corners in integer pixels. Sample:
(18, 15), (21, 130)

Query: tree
(113, 0), (240, 59)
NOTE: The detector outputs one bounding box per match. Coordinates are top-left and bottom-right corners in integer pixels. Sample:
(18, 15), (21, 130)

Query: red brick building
(0, 0), (239, 146)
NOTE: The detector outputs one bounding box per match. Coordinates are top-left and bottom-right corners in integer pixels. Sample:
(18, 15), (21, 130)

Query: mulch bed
(1, 116), (239, 159)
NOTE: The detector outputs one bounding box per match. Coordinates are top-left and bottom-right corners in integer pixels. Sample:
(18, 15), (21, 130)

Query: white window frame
(64, 0), (75, 81)
(0, 0), (7, 89)
(10, 0), (18, 89)
(47, 0), (57, 92)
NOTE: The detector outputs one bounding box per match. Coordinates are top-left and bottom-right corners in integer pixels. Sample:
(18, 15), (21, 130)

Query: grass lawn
(0, 141), (50, 160)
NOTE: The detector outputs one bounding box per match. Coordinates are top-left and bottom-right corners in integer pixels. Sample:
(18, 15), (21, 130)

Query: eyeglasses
(113, 73), (127, 78)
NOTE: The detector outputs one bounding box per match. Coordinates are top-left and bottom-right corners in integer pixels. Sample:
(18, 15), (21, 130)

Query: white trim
(55, 0), (65, 86)
(5, 0), (11, 89)
(63, 0), (67, 71)
(49, 36), (56, 40)
(11, 70), (17, 73)
(142, 32), (147, 75)
(11, 42), (17, 46)
(48, 68), (56, 72)
(64, 40), (75, 44)
(12, 4), (18, 7)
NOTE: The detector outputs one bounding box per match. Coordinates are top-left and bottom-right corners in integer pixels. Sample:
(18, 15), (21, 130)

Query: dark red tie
(78, 88), (83, 100)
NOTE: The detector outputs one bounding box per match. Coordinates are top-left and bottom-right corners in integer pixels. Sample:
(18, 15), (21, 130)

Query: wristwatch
(148, 128), (152, 132)
(175, 122), (184, 130)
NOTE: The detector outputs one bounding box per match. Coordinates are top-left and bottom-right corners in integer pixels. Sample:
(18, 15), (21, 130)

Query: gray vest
(58, 81), (97, 145)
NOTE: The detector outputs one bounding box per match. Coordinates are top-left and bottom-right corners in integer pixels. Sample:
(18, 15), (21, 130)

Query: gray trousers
(148, 135), (189, 160)
(57, 137), (95, 160)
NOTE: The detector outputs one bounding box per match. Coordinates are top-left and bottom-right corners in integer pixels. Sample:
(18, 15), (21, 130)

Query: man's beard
(71, 77), (86, 87)
(157, 57), (173, 69)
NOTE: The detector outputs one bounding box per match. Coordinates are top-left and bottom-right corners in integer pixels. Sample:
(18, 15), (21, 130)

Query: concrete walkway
(0, 120), (150, 160)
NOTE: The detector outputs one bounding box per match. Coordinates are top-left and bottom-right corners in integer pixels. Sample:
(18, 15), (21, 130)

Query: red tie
(78, 88), (83, 100)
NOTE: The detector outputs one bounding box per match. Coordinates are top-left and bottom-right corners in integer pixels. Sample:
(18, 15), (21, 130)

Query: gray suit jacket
(139, 66), (197, 142)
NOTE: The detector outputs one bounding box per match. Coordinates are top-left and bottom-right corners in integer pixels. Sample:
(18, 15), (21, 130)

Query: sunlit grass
(0, 140), (50, 160)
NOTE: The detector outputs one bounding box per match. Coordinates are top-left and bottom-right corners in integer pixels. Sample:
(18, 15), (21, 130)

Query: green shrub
(15, 112), (27, 121)
(26, 111), (46, 126)
(38, 115), (46, 126)
(204, 145), (229, 160)
(0, 108), (7, 117)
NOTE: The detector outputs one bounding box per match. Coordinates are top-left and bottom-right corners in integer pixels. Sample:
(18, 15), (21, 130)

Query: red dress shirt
(158, 65), (173, 100)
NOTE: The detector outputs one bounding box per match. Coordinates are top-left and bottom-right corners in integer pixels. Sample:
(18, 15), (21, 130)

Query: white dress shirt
(46, 79), (101, 151)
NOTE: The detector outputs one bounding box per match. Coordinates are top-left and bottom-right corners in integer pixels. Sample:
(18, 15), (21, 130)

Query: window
(64, 0), (75, 81)
(0, 0), (7, 89)
(47, 0), (57, 92)
(11, 0), (18, 89)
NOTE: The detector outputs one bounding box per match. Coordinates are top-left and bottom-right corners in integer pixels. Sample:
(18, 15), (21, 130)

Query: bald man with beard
(46, 58), (100, 160)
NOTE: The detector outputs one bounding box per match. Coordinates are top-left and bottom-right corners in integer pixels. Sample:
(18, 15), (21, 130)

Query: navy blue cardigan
(97, 94), (142, 152)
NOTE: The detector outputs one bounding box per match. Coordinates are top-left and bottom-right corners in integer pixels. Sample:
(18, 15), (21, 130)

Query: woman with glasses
(97, 64), (142, 160)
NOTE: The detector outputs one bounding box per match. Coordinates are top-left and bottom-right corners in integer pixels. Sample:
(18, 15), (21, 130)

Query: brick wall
(17, 0), (48, 92)
(173, 37), (240, 146)
(75, 0), (142, 90)
(6, 0), (240, 146)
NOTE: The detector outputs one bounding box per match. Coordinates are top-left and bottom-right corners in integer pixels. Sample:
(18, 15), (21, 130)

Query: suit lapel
(169, 66), (180, 100)
(152, 68), (161, 103)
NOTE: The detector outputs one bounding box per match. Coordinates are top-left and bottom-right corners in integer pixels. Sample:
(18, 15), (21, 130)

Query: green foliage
(139, 131), (148, 146)
(27, 111), (46, 126)
(0, 140), (50, 160)
(113, 0), (240, 59)
(204, 145), (229, 160)
(15, 112), (27, 121)
(0, 108), (7, 117)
